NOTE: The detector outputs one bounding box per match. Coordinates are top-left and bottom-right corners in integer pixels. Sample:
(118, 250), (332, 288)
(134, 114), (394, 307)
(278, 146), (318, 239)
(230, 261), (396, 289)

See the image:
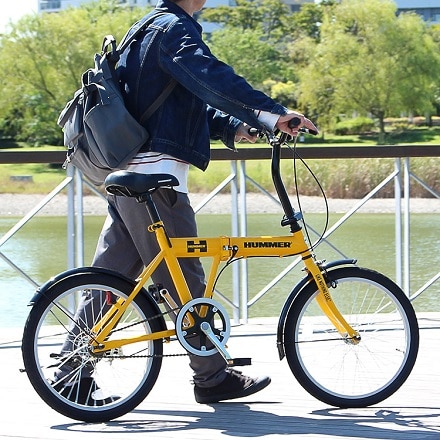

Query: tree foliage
(296, 0), (440, 140)
(1, 0), (440, 145)
(0, 0), (149, 144)
(201, 0), (292, 40)
(204, 0), (297, 105)
(209, 28), (289, 87)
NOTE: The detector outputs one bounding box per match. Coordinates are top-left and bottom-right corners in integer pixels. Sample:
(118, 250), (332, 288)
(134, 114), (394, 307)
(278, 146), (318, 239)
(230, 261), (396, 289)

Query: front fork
(304, 258), (360, 343)
(276, 258), (359, 360)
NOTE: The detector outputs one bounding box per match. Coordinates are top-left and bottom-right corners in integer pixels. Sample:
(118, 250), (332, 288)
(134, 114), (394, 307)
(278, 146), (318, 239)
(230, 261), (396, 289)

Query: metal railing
(1, 145), (439, 323)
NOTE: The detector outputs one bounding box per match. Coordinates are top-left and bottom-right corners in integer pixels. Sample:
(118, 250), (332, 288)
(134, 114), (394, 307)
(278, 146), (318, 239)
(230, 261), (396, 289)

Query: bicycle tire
(283, 266), (419, 408)
(22, 272), (164, 422)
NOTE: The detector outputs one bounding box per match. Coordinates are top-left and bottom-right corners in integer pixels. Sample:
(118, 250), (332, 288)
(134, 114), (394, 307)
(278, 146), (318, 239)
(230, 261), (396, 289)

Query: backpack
(57, 13), (175, 186)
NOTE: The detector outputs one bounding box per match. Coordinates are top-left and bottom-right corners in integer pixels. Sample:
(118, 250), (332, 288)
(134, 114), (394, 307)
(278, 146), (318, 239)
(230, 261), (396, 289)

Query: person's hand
(276, 111), (319, 136)
(234, 123), (258, 143)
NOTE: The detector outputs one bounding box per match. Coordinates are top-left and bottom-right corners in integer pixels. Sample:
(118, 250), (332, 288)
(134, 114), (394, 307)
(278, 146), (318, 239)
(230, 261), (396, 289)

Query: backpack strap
(99, 14), (161, 66)
(139, 79), (177, 124)
(119, 11), (177, 124)
(117, 12), (166, 54)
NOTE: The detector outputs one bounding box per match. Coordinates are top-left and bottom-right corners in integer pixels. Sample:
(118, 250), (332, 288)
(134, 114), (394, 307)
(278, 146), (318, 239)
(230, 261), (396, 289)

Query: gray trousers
(87, 189), (227, 387)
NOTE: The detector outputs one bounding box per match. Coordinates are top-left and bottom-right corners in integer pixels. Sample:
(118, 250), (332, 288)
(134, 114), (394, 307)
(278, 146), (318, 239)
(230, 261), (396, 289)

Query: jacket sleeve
(207, 106), (241, 150)
(159, 19), (287, 129)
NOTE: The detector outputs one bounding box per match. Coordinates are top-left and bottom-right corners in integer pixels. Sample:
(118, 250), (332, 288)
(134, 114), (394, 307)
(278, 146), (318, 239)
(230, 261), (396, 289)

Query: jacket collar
(154, 0), (203, 33)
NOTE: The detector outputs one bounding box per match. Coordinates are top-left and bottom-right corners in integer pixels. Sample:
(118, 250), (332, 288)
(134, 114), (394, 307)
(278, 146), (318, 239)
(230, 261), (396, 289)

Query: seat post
(138, 192), (161, 224)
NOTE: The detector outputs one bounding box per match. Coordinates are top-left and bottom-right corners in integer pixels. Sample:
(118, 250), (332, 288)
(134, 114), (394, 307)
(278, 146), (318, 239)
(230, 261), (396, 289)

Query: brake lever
(247, 115), (317, 146)
(247, 127), (288, 146)
(248, 127), (264, 137)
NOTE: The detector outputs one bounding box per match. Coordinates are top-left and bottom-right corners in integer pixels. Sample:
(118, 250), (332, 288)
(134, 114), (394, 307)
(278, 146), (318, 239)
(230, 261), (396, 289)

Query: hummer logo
(243, 241), (292, 248)
(187, 240), (208, 253)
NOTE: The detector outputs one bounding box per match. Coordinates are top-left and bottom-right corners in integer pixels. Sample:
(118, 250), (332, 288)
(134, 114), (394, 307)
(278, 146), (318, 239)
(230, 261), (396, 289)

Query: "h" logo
(187, 240), (208, 253)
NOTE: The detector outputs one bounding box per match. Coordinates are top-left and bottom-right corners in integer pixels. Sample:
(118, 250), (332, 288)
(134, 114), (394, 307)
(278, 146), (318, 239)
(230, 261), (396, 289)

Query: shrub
(334, 117), (375, 135)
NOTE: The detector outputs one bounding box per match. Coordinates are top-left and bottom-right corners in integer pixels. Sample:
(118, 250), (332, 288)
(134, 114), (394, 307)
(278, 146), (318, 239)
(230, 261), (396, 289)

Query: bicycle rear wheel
(283, 266), (419, 407)
(22, 272), (164, 422)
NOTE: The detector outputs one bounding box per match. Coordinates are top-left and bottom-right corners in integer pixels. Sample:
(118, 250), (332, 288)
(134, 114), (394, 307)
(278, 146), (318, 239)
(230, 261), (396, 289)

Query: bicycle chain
(102, 352), (189, 359)
(101, 305), (190, 359)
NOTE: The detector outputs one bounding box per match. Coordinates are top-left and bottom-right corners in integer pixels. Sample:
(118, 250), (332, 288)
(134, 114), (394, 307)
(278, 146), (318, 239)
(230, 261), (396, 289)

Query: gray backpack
(57, 13), (175, 186)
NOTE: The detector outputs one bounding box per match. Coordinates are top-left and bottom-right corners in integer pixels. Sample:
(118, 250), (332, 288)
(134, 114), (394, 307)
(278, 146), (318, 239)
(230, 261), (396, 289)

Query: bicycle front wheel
(22, 272), (164, 422)
(283, 266), (419, 408)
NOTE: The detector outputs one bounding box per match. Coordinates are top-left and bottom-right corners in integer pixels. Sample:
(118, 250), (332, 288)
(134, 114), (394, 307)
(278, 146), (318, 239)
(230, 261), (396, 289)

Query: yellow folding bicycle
(21, 125), (419, 422)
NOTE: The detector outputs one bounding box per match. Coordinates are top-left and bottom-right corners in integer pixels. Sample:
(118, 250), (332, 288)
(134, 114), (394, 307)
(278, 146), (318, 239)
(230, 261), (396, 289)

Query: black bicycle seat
(104, 170), (179, 197)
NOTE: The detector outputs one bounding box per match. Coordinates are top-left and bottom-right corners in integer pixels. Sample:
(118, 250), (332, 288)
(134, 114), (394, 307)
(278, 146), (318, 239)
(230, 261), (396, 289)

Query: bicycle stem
(269, 133), (302, 232)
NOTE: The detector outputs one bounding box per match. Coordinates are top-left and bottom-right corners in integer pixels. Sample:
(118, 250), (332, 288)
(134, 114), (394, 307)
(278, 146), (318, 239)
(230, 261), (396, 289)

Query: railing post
(239, 160), (249, 323)
(394, 158), (402, 289)
(230, 160), (240, 324)
(403, 157), (411, 296)
(75, 169), (85, 267)
(66, 165), (76, 270)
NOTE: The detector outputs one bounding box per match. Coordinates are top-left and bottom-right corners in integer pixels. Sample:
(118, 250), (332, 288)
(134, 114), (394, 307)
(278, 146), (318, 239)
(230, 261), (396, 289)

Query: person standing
(58, 0), (319, 405)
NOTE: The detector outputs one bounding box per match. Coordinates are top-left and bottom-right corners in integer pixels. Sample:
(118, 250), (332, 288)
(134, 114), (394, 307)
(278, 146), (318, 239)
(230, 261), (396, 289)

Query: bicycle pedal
(228, 358), (252, 366)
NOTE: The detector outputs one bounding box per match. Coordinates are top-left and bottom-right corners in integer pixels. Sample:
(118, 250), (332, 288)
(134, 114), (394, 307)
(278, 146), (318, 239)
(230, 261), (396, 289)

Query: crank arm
(200, 321), (233, 363)
(199, 322), (251, 366)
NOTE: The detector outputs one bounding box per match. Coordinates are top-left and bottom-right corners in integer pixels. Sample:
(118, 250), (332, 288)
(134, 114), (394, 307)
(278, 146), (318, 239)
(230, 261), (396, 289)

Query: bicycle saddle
(104, 170), (179, 197)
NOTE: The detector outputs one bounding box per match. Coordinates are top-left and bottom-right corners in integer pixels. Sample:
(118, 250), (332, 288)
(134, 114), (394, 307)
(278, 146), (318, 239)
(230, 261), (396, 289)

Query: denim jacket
(118, 0), (287, 170)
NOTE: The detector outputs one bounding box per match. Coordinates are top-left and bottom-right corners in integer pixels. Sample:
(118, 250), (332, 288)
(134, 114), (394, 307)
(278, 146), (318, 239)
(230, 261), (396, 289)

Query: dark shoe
(194, 369), (271, 404)
(54, 377), (119, 406)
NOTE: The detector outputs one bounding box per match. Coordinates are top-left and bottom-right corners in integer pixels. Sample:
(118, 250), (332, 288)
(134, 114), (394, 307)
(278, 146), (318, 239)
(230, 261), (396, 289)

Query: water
(0, 213), (439, 328)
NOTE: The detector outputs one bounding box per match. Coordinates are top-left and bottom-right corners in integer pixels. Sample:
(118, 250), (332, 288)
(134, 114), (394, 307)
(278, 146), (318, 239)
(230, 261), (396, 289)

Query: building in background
(395, 0), (440, 22)
(39, 0), (151, 12)
(30, 0), (440, 24)
(36, 0), (314, 33)
(38, 0), (314, 13)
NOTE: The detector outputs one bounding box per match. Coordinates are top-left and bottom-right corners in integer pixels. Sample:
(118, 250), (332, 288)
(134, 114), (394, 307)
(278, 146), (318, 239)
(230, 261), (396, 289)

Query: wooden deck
(1, 315), (440, 440)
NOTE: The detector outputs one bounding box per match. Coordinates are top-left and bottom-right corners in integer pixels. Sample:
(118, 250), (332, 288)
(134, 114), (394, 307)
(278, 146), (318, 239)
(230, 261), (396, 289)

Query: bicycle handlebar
(248, 116), (318, 137)
(246, 115), (318, 232)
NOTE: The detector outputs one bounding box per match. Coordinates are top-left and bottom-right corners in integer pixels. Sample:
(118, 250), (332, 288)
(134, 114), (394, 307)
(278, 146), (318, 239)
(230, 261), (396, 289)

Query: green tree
(289, 1), (337, 41)
(209, 28), (288, 88)
(296, 0), (440, 142)
(203, 0), (295, 99)
(262, 80), (297, 108)
(201, 0), (292, 41)
(0, 0), (149, 145)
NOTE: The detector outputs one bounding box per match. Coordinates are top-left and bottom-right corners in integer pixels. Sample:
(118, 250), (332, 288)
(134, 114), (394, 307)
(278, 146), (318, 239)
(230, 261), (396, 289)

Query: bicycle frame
(90, 132), (360, 357)
(22, 126), (419, 420)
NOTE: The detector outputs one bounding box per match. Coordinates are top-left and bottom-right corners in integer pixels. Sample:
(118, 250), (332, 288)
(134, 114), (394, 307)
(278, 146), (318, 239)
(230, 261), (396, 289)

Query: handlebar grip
(288, 117), (301, 129)
(288, 116), (318, 136)
(305, 128), (318, 136)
